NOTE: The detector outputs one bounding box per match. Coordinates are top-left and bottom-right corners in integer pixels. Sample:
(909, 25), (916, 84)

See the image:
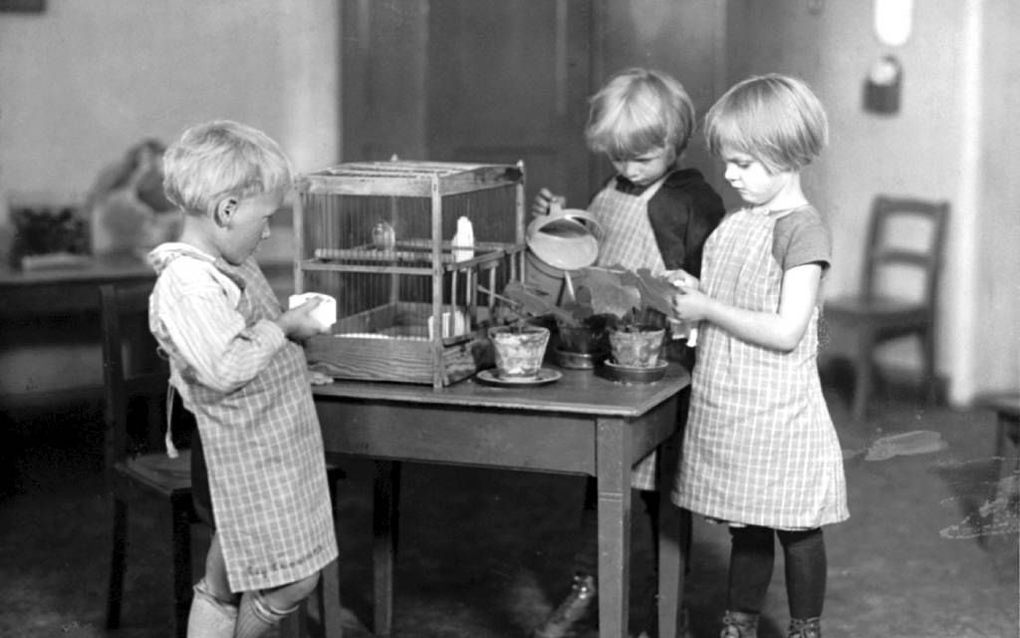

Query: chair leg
(852, 332), (876, 422)
(171, 501), (194, 638)
(921, 325), (938, 406)
(319, 558), (344, 637)
(373, 461), (400, 637)
(106, 497), (128, 629)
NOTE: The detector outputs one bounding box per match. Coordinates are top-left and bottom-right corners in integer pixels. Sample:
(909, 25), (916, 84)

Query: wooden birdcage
(293, 159), (526, 387)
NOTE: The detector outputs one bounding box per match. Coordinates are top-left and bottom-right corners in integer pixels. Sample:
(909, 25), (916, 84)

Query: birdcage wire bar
(293, 160), (526, 387)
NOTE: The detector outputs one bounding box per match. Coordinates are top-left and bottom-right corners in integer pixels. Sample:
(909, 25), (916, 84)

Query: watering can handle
(539, 202), (602, 234)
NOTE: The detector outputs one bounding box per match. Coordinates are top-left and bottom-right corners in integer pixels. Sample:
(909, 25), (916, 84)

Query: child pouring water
(531, 67), (725, 638)
(670, 74), (849, 638)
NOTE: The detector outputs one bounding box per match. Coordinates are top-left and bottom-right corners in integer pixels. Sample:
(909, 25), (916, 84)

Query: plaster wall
(0, 0), (338, 398)
(726, 0), (1019, 401)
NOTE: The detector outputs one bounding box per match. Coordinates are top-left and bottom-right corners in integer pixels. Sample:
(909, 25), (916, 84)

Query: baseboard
(819, 354), (948, 406)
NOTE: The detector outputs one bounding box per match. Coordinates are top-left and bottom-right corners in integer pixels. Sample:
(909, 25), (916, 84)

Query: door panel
(427, 0), (594, 208)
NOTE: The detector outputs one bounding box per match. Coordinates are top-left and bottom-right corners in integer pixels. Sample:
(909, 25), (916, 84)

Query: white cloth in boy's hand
(288, 293), (337, 331)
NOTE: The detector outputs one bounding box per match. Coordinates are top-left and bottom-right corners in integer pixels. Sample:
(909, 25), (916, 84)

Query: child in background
(670, 74), (849, 638)
(531, 67), (725, 638)
(148, 120), (337, 638)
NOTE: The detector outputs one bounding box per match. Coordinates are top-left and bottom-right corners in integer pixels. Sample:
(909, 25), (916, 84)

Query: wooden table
(314, 363), (691, 638)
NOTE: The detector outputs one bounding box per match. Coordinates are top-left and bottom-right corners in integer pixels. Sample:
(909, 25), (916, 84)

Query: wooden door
(342, 0), (595, 208)
(425, 0), (594, 208)
(340, 0), (726, 219)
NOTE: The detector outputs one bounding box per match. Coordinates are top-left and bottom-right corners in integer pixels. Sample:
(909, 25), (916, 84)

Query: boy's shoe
(720, 610), (759, 638)
(531, 572), (597, 638)
(787, 616), (821, 638)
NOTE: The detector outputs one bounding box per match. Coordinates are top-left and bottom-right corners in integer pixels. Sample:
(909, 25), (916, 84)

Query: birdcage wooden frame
(293, 160), (527, 387)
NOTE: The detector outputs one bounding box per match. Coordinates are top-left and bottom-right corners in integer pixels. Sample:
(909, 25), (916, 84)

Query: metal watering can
(525, 201), (601, 301)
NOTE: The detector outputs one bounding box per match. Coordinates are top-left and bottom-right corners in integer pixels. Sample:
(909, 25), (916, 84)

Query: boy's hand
(531, 188), (565, 217)
(277, 298), (329, 340)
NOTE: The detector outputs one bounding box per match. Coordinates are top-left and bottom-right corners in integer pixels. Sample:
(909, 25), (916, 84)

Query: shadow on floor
(0, 385), (1017, 638)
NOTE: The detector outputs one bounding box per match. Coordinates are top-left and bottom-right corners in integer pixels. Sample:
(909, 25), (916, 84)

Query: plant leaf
(578, 267), (641, 318)
(622, 268), (677, 317)
(500, 281), (576, 324)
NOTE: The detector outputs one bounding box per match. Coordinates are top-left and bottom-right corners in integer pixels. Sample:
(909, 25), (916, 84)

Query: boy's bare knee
(291, 572), (320, 600)
(262, 572), (320, 611)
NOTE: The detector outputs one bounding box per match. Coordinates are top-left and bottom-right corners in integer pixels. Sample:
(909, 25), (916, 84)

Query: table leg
(372, 460), (401, 637)
(656, 432), (686, 638)
(596, 416), (632, 638)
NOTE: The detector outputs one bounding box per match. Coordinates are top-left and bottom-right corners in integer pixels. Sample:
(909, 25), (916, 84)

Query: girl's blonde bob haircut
(163, 120), (293, 216)
(704, 74), (828, 174)
(585, 68), (696, 160)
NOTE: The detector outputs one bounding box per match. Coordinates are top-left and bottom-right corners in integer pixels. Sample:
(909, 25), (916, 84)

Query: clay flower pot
(554, 317), (610, 369)
(556, 320), (609, 355)
(608, 326), (666, 368)
(489, 325), (550, 379)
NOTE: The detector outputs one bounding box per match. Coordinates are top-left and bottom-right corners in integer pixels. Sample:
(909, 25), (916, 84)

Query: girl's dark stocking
(727, 525), (775, 614)
(777, 528), (826, 620)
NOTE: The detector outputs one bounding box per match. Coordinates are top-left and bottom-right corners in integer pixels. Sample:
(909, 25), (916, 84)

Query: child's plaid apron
(182, 259), (338, 591)
(672, 207), (848, 528)
(589, 175), (667, 491)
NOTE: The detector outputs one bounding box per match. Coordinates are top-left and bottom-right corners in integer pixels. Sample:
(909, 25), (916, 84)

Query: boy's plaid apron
(672, 207), (848, 528)
(589, 175), (667, 491)
(182, 259), (338, 591)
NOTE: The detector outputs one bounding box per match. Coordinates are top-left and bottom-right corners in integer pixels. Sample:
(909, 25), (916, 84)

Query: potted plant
(577, 267), (679, 369)
(486, 282), (561, 379)
(495, 281), (611, 369)
(495, 267), (679, 371)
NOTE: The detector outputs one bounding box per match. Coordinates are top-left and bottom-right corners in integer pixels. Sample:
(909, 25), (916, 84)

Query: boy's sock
(187, 579), (239, 638)
(233, 590), (299, 638)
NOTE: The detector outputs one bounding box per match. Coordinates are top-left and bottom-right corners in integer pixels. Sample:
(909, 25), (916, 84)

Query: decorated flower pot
(608, 326), (666, 368)
(489, 325), (550, 379)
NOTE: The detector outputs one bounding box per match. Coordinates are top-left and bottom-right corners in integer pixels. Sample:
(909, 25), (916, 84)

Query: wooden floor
(0, 383), (1017, 638)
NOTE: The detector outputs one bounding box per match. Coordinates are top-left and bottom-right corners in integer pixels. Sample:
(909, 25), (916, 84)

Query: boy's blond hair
(585, 68), (696, 160)
(704, 74), (828, 174)
(163, 120), (293, 216)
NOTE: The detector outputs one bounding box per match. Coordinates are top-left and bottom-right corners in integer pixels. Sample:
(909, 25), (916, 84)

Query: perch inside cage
(293, 159), (526, 387)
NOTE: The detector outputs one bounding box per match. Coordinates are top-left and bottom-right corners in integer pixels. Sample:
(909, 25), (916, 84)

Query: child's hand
(666, 269), (699, 291)
(531, 188), (565, 217)
(277, 298), (328, 340)
(671, 287), (709, 323)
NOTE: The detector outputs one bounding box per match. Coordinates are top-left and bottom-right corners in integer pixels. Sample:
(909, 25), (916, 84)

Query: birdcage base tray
(304, 330), (494, 387)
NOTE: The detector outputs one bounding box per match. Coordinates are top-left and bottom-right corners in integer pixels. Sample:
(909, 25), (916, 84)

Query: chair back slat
(861, 196), (950, 309)
(99, 282), (168, 478)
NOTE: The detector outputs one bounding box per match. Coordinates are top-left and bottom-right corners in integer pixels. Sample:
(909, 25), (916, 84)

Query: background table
(314, 363), (691, 638)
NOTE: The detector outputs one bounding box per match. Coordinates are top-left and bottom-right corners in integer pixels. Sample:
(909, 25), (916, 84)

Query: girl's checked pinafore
(589, 174), (668, 491)
(672, 206), (848, 529)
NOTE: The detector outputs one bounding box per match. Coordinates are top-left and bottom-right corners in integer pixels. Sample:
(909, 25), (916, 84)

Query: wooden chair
(100, 282), (347, 637)
(825, 196), (949, 421)
(101, 281), (198, 637)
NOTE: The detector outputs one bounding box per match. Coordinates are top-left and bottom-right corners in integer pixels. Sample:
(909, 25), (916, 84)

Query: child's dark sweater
(604, 167), (725, 277)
